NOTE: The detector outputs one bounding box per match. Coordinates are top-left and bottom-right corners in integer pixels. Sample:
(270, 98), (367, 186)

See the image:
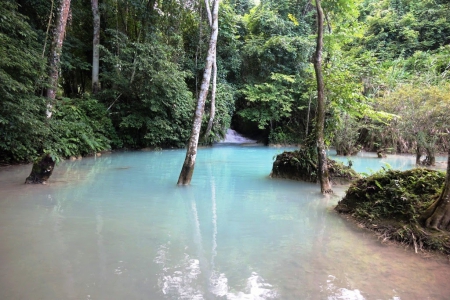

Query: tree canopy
(0, 0), (449, 164)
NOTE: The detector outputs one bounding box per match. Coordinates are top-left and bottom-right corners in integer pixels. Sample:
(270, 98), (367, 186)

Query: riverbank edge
(334, 209), (450, 261)
(335, 168), (450, 257)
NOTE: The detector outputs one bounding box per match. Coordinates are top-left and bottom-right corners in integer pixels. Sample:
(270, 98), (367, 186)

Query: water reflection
(0, 147), (449, 299)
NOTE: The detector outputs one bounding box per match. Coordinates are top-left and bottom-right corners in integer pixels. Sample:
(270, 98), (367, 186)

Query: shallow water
(0, 145), (449, 300)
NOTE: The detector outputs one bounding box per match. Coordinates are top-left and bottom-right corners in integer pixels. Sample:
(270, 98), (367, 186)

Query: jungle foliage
(0, 0), (449, 163)
(0, 0), (47, 162)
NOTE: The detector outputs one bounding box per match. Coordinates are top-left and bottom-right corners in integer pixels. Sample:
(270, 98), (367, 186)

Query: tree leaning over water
(178, 0), (219, 185)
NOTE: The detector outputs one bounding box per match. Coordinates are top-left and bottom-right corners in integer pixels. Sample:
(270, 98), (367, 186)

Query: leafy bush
(239, 73), (297, 130)
(268, 127), (299, 145)
(44, 97), (117, 160)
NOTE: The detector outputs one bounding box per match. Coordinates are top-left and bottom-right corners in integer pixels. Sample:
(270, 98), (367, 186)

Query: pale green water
(0, 145), (449, 300)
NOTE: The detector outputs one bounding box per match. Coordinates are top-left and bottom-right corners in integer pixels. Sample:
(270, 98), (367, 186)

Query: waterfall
(219, 129), (256, 144)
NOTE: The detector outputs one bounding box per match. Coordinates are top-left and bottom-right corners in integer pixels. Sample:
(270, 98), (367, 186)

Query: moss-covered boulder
(271, 149), (360, 184)
(336, 168), (450, 254)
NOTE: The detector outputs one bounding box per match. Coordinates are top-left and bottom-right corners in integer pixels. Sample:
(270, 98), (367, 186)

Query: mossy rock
(271, 150), (360, 184)
(336, 168), (450, 254)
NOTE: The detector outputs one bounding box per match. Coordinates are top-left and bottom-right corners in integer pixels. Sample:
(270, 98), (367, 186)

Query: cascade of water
(219, 129), (256, 143)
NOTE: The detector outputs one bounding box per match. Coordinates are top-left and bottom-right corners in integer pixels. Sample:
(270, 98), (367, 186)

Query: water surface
(1, 145), (449, 299)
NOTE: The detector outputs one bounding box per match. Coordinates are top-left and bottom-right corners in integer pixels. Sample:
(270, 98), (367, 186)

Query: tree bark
(177, 0), (219, 185)
(204, 56), (217, 140)
(42, 0), (54, 59)
(204, 0), (212, 26)
(415, 145), (422, 165)
(313, 0), (332, 194)
(46, 0), (71, 118)
(424, 147), (436, 166)
(203, 0), (217, 141)
(91, 0), (100, 94)
(422, 148), (450, 230)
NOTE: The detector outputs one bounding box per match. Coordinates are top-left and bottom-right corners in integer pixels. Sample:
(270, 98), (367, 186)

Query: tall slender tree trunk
(42, 0), (54, 59)
(422, 148), (450, 230)
(27, 0), (71, 184)
(91, 0), (100, 94)
(46, 0), (71, 118)
(194, 1), (203, 100)
(177, 0), (219, 185)
(305, 91), (312, 137)
(203, 0), (217, 141)
(313, 0), (332, 194)
(204, 50), (217, 141)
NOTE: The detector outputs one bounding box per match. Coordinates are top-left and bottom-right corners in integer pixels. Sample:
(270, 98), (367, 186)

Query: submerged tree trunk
(91, 0), (100, 94)
(46, 0), (71, 118)
(25, 154), (56, 184)
(422, 148), (450, 230)
(313, 0), (332, 194)
(177, 0), (219, 185)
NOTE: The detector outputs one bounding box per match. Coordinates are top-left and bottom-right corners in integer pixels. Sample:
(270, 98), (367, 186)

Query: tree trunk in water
(46, 0), (71, 118)
(313, 0), (332, 194)
(177, 0), (219, 185)
(422, 148), (450, 230)
(425, 147), (436, 166)
(25, 154), (56, 184)
(91, 0), (100, 94)
(32, 0), (71, 183)
(415, 145), (422, 165)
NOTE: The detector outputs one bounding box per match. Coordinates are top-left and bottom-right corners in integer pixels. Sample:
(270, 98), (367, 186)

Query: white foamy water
(219, 129), (257, 143)
(0, 146), (449, 299)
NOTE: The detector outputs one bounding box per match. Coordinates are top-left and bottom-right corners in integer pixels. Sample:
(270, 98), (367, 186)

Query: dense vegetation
(1, 0), (449, 164)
